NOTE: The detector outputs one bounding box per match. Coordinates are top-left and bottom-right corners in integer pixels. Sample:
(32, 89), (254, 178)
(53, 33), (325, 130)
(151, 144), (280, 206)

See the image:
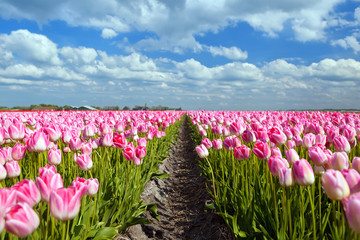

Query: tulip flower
(48, 148), (62, 165)
(86, 178), (99, 196)
(5, 203), (40, 238)
(1, 147), (13, 162)
(195, 144), (209, 159)
(5, 161), (20, 178)
(333, 135), (351, 154)
(342, 192), (360, 234)
(279, 167), (295, 187)
(229, 121), (245, 136)
(49, 187), (84, 221)
(212, 139), (222, 150)
(12, 179), (41, 207)
(76, 154), (93, 171)
(36, 173), (63, 202)
(241, 129), (256, 143)
(8, 122), (25, 141)
(271, 147), (282, 157)
(328, 152), (349, 171)
(113, 133), (127, 149)
(61, 129), (72, 145)
(11, 142), (26, 161)
(322, 169), (350, 200)
(39, 165), (57, 177)
(352, 157), (360, 173)
(234, 145), (251, 160)
(286, 140), (296, 149)
(268, 156), (289, 177)
(341, 169), (360, 194)
(81, 142), (92, 155)
(293, 159), (315, 186)
(83, 124), (96, 138)
(69, 137), (82, 152)
(137, 137), (147, 147)
(0, 164), (6, 180)
(269, 127), (287, 146)
(27, 131), (49, 152)
(45, 124), (62, 142)
(0, 188), (17, 215)
(135, 146), (147, 159)
(285, 149), (299, 165)
(100, 133), (113, 147)
(252, 141), (271, 160)
(201, 138), (212, 149)
(308, 146), (327, 166)
(314, 165), (325, 175)
(302, 133), (315, 149)
(123, 144), (135, 161)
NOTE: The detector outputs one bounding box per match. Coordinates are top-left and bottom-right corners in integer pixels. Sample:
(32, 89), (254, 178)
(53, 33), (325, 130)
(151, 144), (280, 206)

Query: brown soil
(116, 117), (235, 240)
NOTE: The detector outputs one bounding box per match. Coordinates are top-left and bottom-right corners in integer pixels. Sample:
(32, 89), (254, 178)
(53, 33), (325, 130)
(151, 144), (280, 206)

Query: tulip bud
(333, 135), (351, 154)
(329, 152), (349, 171)
(252, 141), (271, 160)
(293, 159), (315, 186)
(341, 169), (360, 194)
(268, 156), (289, 177)
(322, 169), (350, 200)
(135, 146), (146, 159)
(234, 145), (251, 160)
(212, 139), (222, 150)
(201, 138), (212, 149)
(308, 146), (327, 166)
(49, 187), (84, 221)
(279, 167), (295, 187)
(195, 144), (209, 159)
(76, 154), (93, 171)
(285, 149), (299, 165)
(48, 148), (62, 165)
(342, 192), (360, 234)
(11, 142), (26, 161)
(5, 161), (20, 178)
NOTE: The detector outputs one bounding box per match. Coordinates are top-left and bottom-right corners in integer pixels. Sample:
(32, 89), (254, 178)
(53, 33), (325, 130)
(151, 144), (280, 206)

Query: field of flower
(190, 111), (360, 239)
(0, 110), (183, 239)
(1, 110), (360, 240)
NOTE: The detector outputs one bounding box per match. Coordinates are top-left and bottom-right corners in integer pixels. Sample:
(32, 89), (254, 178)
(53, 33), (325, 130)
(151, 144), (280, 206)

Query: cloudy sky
(0, 0), (359, 110)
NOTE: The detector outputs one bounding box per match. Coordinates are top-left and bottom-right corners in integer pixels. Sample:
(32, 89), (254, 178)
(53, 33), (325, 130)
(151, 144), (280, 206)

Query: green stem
(205, 157), (218, 201)
(270, 174), (279, 233)
(307, 186), (316, 240)
(287, 188), (292, 240)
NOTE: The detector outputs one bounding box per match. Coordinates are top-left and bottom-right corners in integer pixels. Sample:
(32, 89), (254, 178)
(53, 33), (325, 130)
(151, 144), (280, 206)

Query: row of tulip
(190, 111), (360, 239)
(0, 110), (183, 239)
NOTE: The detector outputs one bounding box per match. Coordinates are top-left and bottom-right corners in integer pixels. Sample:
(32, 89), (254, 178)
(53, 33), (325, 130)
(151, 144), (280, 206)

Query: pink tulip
(76, 154), (93, 171)
(293, 159), (315, 186)
(268, 156), (289, 177)
(11, 142), (26, 161)
(69, 137), (82, 152)
(322, 169), (350, 200)
(279, 167), (295, 187)
(308, 146), (327, 166)
(114, 121), (126, 133)
(61, 129), (72, 144)
(329, 152), (349, 171)
(137, 137), (147, 147)
(315, 134), (327, 146)
(252, 141), (271, 160)
(5, 161), (20, 178)
(39, 165), (57, 177)
(333, 135), (351, 154)
(49, 187), (84, 221)
(201, 138), (212, 149)
(12, 179), (40, 208)
(269, 127), (287, 146)
(0, 128), (5, 145)
(8, 122), (25, 141)
(255, 128), (269, 143)
(302, 133), (315, 149)
(81, 142), (92, 155)
(223, 136), (234, 151)
(123, 144), (135, 161)
(286, 140), (296, 149)
(212, 139), (222, 150)
(48, 148), (62, 165)
(1, 147), (13, 162)
(5, 203), (39, 238)
(36, 173), (63, 202)
(341, 169), (360, 194)
(100, 133), (113, 147)
(27, 131), (49, 152)
(229, 121), (245, 136)
(113, 133), (127, 149)
(133, 157), (142, 165)
(86, 178), (99, 196)
(83, 124), (96, 138)
(293, 135), (303, 147)
(342, 192), (360, 234)
(271, 147), (282, 157)
(285, 149), (299, 165)
(314, 165), (325, 175)
(0, 164), (6, 180)
(45, 125), (61, 142)
(195, 144), (209, 159)
(352, 157), (360, 173)
(241, 129), (256, 143)
(0, 188), (17, 215)
(234, 145), (251, 160)
(135, 146), (147, 159)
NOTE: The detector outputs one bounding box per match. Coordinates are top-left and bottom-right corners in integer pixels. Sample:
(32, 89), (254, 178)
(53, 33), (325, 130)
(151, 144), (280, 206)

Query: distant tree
(122, 106), (130, 110)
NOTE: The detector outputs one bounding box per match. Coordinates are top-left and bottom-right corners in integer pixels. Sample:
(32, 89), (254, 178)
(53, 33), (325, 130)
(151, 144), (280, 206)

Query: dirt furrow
(118, 116), (235, 240)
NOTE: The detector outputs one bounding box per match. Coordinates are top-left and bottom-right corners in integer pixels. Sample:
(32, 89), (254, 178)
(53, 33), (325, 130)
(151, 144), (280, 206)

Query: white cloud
(0, 29), (61, 65)
(101, 28), (118, 39)
(0, 0), (347, 52)
(59, 46), (98, 65)
(207, 46), (248, 60)
(331, 35), (360, 53)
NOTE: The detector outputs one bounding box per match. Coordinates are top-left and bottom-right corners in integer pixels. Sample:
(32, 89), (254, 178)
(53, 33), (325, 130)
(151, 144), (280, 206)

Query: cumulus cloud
(101, 28), (118, 39)
(0, 0), (347, 52)
(331, 35), (360, 53)
(0, 29), (61, 65)
(207, 46), (248, 60)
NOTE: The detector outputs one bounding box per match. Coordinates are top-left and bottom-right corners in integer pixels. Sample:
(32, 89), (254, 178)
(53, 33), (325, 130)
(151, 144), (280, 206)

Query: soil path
(117, 116), (235, 240)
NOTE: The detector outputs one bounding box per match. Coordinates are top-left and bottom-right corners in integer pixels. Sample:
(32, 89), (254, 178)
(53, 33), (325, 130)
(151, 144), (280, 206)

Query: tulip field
(1, 110), (360, 239)
(0, 110), (183, 239)
(191, 111), (360, 239)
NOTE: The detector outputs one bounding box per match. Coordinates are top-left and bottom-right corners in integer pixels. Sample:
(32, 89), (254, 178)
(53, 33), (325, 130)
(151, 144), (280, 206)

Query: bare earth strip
(117, 117), (235, 240)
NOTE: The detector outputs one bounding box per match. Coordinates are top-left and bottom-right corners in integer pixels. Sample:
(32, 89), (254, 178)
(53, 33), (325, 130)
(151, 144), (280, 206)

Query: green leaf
(92, 227), (118, 240)
(150, 172), (169, 179)
(204, 202), (215, 211)
(118, 217), (152, 232)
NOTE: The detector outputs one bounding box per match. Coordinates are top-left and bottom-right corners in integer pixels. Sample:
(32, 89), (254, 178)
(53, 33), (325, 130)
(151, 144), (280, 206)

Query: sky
(0, 0), (359, 110)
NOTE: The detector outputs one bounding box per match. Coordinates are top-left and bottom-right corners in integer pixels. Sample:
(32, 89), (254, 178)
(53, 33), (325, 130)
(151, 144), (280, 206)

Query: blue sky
(0, 0), (359, 110)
